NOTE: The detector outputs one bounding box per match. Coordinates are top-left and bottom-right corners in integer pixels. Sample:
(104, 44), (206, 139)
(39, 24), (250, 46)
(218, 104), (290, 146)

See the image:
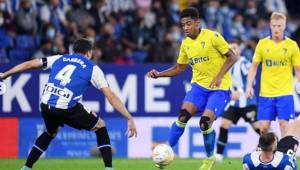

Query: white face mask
(46, 28), (56, 39)
(0, 17), (4, 26)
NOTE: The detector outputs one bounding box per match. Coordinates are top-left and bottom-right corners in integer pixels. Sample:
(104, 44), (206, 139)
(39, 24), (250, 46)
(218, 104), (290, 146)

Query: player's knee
(92, 119), (106, 131)
(199, 116), (211, 131)
(178, 109), (192, 123)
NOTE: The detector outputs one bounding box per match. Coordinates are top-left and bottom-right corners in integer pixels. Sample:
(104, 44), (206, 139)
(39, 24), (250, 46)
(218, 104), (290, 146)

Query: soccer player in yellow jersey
(246, 12), (300, 137)
(147, 7), (238, 170)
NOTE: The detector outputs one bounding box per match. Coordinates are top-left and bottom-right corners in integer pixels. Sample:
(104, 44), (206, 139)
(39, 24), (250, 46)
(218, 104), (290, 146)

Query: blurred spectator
(14, 0), (38, 35)
(265, 0), (287, 14)
(135, 0), (152, 9)
(40, 0), (68, 33)
(205, 0), (219, 29)
(66, 0), (94, 33)
(33, 38), (53, 58)
(121, 8), (156, 63)
(0, 0), (299, 64)
(231, 14), (246, 40)
(152, 29), (179, 63)
(166, 0), (180, 26)
(52, 34), (66, 54)
(91, 46), (103, 64)
(96, 23), (120, 62)
(114, 48), (135, 65)
(106, 0), (135, 13)
(89, 0), (107, 30)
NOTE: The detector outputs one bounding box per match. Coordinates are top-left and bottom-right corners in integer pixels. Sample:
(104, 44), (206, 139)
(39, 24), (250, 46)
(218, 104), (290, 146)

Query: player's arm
(90, 66), (137, 138)
(294, 66), (300, 82)
(0, 59), (43, 80)
(101, 87), (137, 138)
(147, 63), (187, 78)
(292, 42), (300, 88)
(210, 48), (239, 87)
(246, 62), (259, 98)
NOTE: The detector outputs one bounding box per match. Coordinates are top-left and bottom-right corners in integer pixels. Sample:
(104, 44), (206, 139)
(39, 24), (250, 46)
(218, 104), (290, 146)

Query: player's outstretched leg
(201, 116), (216, 157)
(216, 127), (228, 162)
(199, 111), (216, 170)
(21, 132), (55, 170)
(168, 109), (192, 147)
(95, 126), (113, 170)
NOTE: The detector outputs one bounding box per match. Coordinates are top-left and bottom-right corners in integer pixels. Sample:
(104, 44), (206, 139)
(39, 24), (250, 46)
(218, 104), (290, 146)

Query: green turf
(0, 158), (298, 170)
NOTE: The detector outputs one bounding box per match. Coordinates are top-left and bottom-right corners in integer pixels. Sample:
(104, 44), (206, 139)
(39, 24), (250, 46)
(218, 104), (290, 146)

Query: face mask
(23, 7), (31, 13)
(52, 46), (59, 53)
(0, 3), (5, 11)
(46, 29), (56, 39)
(0, 17), (3, 26)
(170, 4), (179, 11)
(172, 32), (181, 42)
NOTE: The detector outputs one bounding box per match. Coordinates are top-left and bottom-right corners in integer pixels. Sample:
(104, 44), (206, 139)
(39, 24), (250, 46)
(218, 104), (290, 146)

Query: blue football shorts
(257, 95), (294, 121)
(183, 83), (230, 117)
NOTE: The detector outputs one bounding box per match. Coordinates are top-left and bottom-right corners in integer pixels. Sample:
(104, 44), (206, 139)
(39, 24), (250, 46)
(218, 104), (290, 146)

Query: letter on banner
(145, 76), (170, 112)
(105, 74), (137, 112)
(3, 74), (32, 112)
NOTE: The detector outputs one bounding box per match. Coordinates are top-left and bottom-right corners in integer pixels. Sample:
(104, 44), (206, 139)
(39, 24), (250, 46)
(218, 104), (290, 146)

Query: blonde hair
(270, 12), (286, 21)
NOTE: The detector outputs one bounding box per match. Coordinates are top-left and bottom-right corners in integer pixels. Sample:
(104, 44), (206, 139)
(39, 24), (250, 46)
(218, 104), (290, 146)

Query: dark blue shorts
(183, 83), (230, 117)
(257, 95), (295, 121)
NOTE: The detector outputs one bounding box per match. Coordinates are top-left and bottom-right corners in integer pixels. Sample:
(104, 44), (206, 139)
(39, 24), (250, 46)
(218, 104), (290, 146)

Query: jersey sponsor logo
(44, 84), (72, 99)
(62, 57), (87, 68)
(200, 41), (205, 48)
(189, 56), (209, 65)
(265, 59), (288, 67)
(283, 48), (288, 55)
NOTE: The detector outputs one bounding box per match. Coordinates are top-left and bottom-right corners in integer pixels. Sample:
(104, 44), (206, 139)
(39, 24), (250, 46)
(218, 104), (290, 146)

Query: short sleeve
(252, 40), (263, 63)
(40, 55), (62, 70)
(90, 66), (109, 90)
(292, 42), (300, 66)
(211, 31), (230, 55)
(177, 43), (189, 64)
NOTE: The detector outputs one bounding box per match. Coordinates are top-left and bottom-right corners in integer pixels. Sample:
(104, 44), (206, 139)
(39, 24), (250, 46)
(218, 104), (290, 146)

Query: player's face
(180, 17), (199, 38)
(229, 43), (241, 56)
(270, 19), (286, 39)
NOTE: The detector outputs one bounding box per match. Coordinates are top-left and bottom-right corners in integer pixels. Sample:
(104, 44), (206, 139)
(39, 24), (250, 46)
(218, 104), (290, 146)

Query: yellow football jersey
(177, 29), (231, 90)
(253, 36), (300, 97)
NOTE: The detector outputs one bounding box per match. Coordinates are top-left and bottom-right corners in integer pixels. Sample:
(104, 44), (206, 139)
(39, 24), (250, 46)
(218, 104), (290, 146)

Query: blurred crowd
(0, 0), (300, 64)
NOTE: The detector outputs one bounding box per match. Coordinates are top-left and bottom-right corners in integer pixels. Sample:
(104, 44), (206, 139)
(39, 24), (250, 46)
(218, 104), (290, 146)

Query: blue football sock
(202, 127), (216, 157)
(168, 120), (186, 147)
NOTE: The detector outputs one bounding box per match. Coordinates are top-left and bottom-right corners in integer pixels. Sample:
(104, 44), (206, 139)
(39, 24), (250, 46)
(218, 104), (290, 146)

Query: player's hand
(231, 91), (241, 100)
(0, 73), (6, 80)
(126, 118), (137, 138)
(209, 75), (222, 88)
(246, 86), (254, 98)
(147, 69), (159, 79)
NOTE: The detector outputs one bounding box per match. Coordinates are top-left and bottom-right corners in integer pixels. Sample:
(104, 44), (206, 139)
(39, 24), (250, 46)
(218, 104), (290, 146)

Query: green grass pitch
(1, 158), (299, 170)
(0, 158), (275, 170)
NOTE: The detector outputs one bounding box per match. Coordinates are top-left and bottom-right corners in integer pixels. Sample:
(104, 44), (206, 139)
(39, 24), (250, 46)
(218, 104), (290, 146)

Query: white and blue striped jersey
(243, 151), (295, 170)
(40, 54), (108, 109)
(229, 56), (256, 108)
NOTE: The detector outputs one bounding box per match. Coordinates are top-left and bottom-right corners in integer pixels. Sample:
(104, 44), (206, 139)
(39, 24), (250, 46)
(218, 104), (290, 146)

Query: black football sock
(95, 127), (112, 168)
(25, 132), (54, 168)
(217, 127), (228, 154)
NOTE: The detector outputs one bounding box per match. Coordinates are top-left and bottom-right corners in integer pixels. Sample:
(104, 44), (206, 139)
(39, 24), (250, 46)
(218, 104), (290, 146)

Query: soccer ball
(152, 144), (174, 166)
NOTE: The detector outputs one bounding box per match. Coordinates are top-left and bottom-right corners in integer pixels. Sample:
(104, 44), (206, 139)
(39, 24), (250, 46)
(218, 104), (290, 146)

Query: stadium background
(1, 0), (300, 169)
